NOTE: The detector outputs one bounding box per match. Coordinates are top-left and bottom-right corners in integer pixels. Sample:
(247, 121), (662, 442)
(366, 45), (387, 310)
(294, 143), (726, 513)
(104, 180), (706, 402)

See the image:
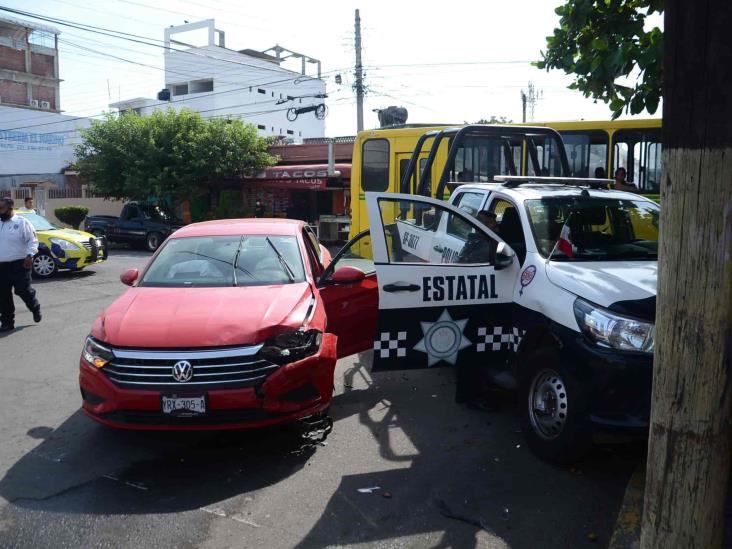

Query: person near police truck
(0, 197), (42, 332)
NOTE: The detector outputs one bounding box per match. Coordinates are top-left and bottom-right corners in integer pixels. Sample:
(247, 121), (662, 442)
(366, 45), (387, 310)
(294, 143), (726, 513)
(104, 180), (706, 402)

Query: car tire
(519, 346), (592, 464)
(32, 252), (57, 279)
(146, 232), (163, 252)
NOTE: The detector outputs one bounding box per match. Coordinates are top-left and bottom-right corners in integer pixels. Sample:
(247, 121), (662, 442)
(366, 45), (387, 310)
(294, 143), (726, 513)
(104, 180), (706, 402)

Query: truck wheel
(519, 347), (592, 464)
(32, 252), (57, 279)
(146, 232), (163, 252)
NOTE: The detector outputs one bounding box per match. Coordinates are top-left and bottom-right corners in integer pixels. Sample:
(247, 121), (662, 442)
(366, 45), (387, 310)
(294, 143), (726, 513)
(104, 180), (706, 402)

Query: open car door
(366, 192), (519, 372)
(318, 230), (379, 358)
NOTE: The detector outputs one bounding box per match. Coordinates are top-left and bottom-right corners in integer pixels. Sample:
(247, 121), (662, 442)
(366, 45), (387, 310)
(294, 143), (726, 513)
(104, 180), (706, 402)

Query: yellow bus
(348, 119), (662, 239)
(526, 118), (662, 193)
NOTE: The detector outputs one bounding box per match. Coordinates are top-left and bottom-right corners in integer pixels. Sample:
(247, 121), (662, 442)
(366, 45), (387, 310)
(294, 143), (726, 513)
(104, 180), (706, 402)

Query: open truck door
(366, 192), (519, 372)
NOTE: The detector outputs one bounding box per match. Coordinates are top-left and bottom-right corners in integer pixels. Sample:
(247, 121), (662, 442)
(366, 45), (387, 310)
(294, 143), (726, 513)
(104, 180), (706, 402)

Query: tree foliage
(472, 116), (513, 124)
(54, 205), (89, 229)
(75, 109), (278, 201)
(536, 0), (664, 119)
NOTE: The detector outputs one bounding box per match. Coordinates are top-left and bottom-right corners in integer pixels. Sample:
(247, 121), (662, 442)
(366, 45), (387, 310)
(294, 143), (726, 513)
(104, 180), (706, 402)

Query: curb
(609, 463), (645, 549)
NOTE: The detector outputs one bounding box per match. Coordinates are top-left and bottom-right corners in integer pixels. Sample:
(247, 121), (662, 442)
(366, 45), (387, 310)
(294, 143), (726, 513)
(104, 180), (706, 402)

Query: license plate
(161, 395), (206, 415)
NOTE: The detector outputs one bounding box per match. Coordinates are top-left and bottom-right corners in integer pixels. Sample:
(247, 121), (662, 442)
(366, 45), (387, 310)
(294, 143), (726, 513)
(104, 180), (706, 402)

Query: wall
(44, 197), (124, 227)
(0, 105), (90, 182)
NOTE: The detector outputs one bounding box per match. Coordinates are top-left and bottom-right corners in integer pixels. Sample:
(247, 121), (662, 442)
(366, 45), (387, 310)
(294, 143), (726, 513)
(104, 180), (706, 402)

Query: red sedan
(79, 219), (377, 430)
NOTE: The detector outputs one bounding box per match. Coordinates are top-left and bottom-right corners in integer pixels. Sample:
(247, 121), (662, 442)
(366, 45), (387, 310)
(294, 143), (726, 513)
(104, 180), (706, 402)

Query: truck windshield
(139, 235), (305, 287)
(137, 204), (177, 222)
(525, 197), (659, 261)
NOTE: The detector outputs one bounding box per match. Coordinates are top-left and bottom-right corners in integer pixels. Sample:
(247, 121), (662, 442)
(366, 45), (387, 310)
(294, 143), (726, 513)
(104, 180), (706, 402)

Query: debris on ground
(434, 498), (496, 534)
(382, 491), (393, 499)
(588, 532), (598, 542)
(357, 486), (381, 494)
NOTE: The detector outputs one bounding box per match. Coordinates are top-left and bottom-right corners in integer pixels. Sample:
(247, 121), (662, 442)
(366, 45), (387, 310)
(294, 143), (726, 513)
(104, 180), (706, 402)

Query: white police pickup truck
(364, 179), (659, 463)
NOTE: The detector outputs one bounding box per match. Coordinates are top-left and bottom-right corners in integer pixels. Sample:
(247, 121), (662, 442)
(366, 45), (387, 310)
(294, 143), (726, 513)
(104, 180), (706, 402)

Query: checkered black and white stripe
(476, 326), (525, 353)
(373, 331), (408, 358)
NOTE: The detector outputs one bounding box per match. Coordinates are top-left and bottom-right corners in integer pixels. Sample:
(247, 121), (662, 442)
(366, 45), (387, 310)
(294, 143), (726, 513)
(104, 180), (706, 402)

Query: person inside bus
(614, 167), (638, 192)
(594, 167), (607, 179)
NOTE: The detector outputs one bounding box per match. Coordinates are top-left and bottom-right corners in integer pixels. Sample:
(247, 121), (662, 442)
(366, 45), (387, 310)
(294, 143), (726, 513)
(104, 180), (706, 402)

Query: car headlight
(573, 298), (655, 353)
(81, 336), (114, 369)
(259, 329), (322, 364)
(50, 237), (81, 251)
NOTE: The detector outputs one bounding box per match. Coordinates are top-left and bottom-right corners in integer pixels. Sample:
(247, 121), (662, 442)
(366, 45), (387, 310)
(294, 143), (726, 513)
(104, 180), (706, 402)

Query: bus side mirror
(494, 242), (515, 270)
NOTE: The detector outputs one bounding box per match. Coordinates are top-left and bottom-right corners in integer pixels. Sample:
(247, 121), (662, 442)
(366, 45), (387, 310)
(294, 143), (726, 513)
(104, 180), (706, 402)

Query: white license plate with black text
(162, 396), (206, 415)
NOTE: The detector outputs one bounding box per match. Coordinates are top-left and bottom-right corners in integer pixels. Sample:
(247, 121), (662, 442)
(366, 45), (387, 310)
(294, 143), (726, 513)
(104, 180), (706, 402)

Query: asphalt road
(0, 249), (644, 548)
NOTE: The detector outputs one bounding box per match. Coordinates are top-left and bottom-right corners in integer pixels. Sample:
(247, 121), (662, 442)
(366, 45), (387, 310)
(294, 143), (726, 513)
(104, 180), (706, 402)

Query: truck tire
(146, 232), (163, 252)
(32, 252), (57, 279)
(519, 346), (592, 464)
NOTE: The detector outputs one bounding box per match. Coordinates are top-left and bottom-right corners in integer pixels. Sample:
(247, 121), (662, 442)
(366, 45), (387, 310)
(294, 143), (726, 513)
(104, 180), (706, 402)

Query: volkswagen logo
(172, 360), (193, 383)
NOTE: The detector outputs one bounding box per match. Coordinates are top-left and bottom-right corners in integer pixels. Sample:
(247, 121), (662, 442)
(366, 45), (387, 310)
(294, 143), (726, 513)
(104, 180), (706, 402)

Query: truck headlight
(260, 329), (322, 364)
(573, 298), (655, 353)
(50, 238), (81, 251)
(81, 336), (114, 368)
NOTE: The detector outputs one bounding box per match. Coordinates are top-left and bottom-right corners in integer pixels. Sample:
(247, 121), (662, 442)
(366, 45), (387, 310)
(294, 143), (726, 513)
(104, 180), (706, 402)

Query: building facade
(111, 19), (326, 141)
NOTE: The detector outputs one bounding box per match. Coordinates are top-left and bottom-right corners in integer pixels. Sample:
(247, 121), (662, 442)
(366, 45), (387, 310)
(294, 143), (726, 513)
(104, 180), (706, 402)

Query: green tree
(536, 0), (664, 118)
(74, 109), (278, 201)
(471, 116), (513, 124)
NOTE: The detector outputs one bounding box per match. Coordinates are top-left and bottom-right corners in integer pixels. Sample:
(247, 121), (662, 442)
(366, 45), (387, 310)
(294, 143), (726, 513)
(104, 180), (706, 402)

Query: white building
(110, 20), (326, 141)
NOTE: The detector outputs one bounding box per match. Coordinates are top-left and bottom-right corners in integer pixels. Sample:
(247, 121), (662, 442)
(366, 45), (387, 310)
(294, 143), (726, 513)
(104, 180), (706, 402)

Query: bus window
(451, 136), (513, 182)
(529, 137), (564, 176)
(560, 131), (609, 178)
(362, 139), (390, 192)
(612, 129), (662, 192)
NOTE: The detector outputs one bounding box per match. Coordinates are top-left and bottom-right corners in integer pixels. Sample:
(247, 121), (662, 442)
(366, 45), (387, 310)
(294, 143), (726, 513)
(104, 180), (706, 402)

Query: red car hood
(96, 283), (313, 348)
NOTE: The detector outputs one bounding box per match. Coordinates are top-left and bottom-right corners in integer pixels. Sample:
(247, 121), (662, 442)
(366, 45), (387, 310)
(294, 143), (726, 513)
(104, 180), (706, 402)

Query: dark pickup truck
(84, 202), (183, 251)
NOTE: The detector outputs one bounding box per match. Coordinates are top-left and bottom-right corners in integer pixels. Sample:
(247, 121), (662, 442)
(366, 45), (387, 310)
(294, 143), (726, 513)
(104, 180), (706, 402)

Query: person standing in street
(0, 197), (42, 333)
(254, 199), (266, 218)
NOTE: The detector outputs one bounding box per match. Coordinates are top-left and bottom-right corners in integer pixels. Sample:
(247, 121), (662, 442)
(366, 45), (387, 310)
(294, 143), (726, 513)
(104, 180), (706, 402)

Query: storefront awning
(245, 163), (351, 190)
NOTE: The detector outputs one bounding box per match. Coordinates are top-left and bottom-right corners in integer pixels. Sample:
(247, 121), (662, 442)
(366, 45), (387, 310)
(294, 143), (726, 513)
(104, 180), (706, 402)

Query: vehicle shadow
(0, 410), (320, 515)
(297, 351), (647, 548)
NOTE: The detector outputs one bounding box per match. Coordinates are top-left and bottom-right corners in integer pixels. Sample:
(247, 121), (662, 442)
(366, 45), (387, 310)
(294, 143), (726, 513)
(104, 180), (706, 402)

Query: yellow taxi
(16, 210), (108, 278)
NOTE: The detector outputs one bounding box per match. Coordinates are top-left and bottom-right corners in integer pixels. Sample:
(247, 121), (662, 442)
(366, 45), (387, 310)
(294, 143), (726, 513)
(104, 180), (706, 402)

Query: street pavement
(0, 248), (644, 548)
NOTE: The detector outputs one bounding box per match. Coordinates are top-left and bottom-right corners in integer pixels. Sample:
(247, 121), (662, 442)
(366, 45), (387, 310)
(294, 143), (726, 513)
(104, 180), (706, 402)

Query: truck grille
(103, 344), (279, 389)
(82, 237), (105, 261)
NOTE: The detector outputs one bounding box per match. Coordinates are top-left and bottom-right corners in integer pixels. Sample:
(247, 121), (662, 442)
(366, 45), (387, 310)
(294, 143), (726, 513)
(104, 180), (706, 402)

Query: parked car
(79, 219), (378, 430)
(16, 210), (107, 278)
(84, 202), (183, 251)
(363, 182), (659, 463)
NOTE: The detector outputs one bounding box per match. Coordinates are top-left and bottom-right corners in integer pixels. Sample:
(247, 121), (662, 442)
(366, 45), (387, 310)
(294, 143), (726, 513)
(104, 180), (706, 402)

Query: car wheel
(32, 252), (57, 279)
(519, 347), (592, 464)
(146, 232), (163, 252)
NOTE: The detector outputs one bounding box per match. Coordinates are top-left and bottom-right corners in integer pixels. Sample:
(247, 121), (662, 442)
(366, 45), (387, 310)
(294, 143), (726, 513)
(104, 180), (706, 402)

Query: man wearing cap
(0, 197), (42, 332)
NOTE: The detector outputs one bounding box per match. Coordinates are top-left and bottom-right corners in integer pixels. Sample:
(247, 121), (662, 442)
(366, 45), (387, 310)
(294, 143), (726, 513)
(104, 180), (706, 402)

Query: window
(488, 197), (526, 264)
(326, 231), (375, 275)
(28, 30), (55, 48)
(612, 129), (662, 192)
(257, 124), (266, 130)
(361, 139), (390, 192)
(561, 131), (609, 178)
(451, 136), (518, 182)
(258, 88), (266, 94)
(189, 79), (213, 93)
(378, 197), (495, 265)
(525, 198), (659, 260)
(122, 206), (141, 220)
(447, 192), (485, 239)
(528, 136), (565, 176)
(140, 235), (306, 287)
(287, 130), (294, 135)
(172, 83), (188, 96)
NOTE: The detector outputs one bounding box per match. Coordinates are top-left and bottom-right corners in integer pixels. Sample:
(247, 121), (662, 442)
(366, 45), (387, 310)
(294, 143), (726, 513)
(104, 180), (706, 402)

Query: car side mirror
(329, 265), (366, 284)
(120, 268), (139, 286)
(494, 242), (515, 270)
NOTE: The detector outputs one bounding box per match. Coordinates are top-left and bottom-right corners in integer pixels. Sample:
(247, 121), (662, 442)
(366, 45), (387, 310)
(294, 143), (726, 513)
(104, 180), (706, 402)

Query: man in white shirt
(0, 197), (42, 332)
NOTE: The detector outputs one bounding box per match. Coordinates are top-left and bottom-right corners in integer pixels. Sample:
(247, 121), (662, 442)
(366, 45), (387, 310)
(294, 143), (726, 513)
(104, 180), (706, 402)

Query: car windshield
(525, 197), (659, 261)
(138, 204), (177, 222)
(139, 235), (306, 287)
(18, 212), (57, 231)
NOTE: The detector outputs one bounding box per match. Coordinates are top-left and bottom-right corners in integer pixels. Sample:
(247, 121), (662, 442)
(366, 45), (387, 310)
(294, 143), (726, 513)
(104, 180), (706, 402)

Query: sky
(2, 0), (662, 137)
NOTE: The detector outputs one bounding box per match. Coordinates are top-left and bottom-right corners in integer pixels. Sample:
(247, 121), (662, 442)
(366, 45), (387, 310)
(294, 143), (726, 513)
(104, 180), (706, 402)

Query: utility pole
(641, 1), (732, 548)
(521, 82), (542, 123)
(520, 90), (527, 123)
(354, 9), (364, 132)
